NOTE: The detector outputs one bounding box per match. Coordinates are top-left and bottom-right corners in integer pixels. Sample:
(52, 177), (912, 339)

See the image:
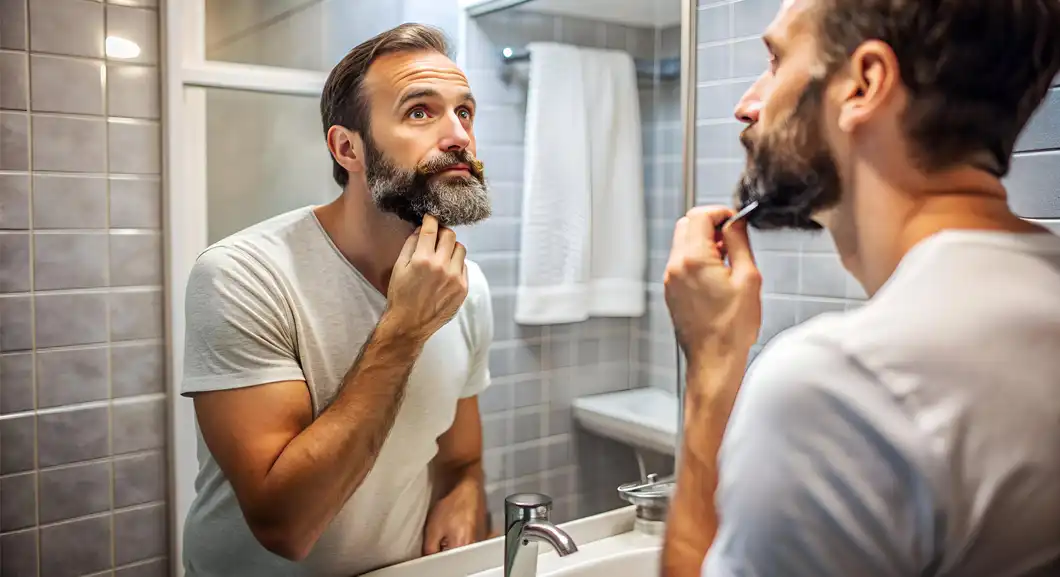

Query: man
(180, 24), (494, 577)
(663, 1), (1060, 576)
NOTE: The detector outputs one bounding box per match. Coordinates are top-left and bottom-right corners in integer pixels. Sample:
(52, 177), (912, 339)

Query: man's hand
(664, 205), (762, 365)
(422, 479), (485, 555)
(385, 214), (469, 342)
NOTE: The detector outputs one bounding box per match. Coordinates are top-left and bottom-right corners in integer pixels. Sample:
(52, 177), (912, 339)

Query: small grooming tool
(716, 200), (760, 231)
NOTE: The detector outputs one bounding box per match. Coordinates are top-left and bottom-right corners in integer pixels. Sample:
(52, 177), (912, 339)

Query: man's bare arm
(662, 346), (750, 577)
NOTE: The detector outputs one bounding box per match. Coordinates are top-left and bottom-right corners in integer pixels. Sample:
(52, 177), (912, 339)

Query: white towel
(515, 43), (647, 325)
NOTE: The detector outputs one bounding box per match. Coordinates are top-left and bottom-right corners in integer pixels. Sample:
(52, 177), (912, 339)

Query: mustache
(417, 150), (485, 182)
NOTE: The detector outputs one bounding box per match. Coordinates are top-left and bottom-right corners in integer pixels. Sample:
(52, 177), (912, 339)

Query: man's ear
(836, 39), (900, 134)
(327, 125), (366, 175)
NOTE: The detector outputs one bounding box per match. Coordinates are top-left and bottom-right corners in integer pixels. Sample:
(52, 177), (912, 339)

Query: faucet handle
(504, 492), (553, 528)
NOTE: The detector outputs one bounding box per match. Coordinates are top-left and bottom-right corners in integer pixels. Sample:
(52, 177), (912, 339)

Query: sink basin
(545, 547), (660, 576)
(572, 388), (677, 455)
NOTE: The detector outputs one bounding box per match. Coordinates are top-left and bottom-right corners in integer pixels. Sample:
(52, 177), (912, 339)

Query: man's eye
(408, 107), (428, 120)
(458, 108), (472, 120)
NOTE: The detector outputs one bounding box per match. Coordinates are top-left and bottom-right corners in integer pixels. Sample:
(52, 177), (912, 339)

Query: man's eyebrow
(395, 88), (477, 111)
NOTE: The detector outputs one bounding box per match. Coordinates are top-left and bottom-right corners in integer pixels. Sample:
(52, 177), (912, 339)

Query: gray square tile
(110, 342), (164, 397)
(482, 448), (512, 482)
(34, 292), (108, 348)
(697, 44), (731, 81)
(115, 559), (168, 577)
(0, 51), (28, 110)
(107, 64), (159, 119)
(478, 380), (512, 414)
(0, 0), (28, 50)
(40, 514), (113, 577)
(734, 0), (781, 37)
(545, 438), (570, 469)
(481, 414), (510, 451)
(796, 299), (848, 324)
(32, 174), (108, 229)
(36, 346), (109, 408)
(558, 15), (603, 47)
(0, 232), (31, 292)
(109, 177), (161, 228)
(0, 528), (39, 577)
(512, 409), (542, 443)
(1015, 89), (1060, 152)
(29, 0), (105, 58)
(114, 451), (165, 507)
(108, 120), (160, 174)
(623, 26), (654, 60)
(548, 407), (571, 435)
(1, 112), (29, 170)
(758, 252), (800, 294)
(112, 397), (164, 454)
(114, 503), (165, 565)
(0, 174), (30, 229)
(732, 37), (768, 79)
(110, 233), (162, 286)
(0, 414), (36, 474)
(30, 54), (104, 114)
(109, 289), (163, 341)
(698, 3), (731, 43)
(800, 253), (848, 298)
(107, 0), (158, 6)
(1006, 152), (1060, 218)
(39, 460), (112, 523)
(659, 25), (681, 57)
(0, 352), (34, 413)
(0, 295), (33, 351)
(38, 405), (109, 467)
(105, 5), (159, 65)
(0, 471), (37, 530)
(511, 343), (541, 375)
(34, 233), (109, 290)
(512, 444), (542, 478)
(32, 115), (107, 172)
(759, 296), (797, 343)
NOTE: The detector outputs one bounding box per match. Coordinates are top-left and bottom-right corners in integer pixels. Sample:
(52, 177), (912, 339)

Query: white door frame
(161, 1), (328, 574)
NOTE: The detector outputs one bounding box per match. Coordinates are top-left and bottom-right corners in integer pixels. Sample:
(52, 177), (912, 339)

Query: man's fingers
(667, 216), (690, 272)
(449, 242), (467, 275)
(436, 227), (457, 261)
(398, 232), (418, 266)
(721, 220), (759, 281)
(680, 206), (734, 267)
(416, 215), (440, 257)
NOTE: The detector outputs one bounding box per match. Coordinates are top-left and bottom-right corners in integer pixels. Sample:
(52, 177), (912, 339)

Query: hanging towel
(515, 42), (647, 325)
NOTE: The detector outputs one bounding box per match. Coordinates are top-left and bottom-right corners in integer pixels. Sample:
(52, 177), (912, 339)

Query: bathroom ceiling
(463, 0), (683, 28)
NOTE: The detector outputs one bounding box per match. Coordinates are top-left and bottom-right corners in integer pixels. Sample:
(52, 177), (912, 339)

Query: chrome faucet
(504, 493), (578, 577)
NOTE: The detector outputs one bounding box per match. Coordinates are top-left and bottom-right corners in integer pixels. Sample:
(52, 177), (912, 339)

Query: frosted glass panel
(205, 88), (336, 243)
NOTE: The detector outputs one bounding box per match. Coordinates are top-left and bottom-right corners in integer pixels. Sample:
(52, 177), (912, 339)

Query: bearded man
(180, 24), (494, 577)
(662, 0), (1060, 576)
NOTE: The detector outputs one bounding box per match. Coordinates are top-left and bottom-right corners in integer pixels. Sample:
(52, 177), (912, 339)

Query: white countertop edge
(362, 506), (637, 577)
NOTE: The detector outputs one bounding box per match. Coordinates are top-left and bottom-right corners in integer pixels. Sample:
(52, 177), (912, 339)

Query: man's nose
(438, 111), (471, 152)
(734, 75), (766, 125)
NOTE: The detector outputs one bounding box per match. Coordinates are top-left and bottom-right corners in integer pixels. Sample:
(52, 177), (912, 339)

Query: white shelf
(572, 388), (678, 456)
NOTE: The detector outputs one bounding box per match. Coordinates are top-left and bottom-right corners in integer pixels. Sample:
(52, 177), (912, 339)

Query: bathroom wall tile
(734, 0), (781, 37)
(37, 405), (109, 467)
(0, 174), (30, 229)
(39, 460), (112, 523)
(32, 174), (108, 229)
(110, 342), (164, 397)
(29, 0), (105, 58)
(474, 105), (524, 145)
(1006, 152), (1060, 218)
(34, 233), (109, 290)
(114, 451), (165, 507)
(758, 252), (800, 295)
(0, 471), (37, 530)
(759, 296), (797, 344)
(513, 409), (542, 443)
(107, 64), (160, 119)
(475, 145), (523, 184)
(35, 292), (108, 348)
(697, 45), (730, 81)
(0, 51), (29, 110)
(36, 346), (109, 408)
(624, 26), (654, 61)
(698, 3), (731, 43)
(116, 559), (168, 577)
(0, 0), (28, 50)
(30, 55), (104, 115)
(481, 414), (511, 451)
(109, 289), (163, 341)
(800, 253), (848, 298)
(0, 414), (36, 473)
(109, 177), (161, 228)
(732, 37), (768, 78)
(478, 380), (512, 414)
(0, 352), (34, 413)
(1, 112), (30, 170)
(558, 16), (603, 47)
(39, 514), (113, 577)
(110, 233), (162, 285)
(513, 444), (543, 478)
(108, 120), (161, 174)
(796, 299), (848, 324)
(0, 232), (31, 292)
(0, 295), (33, 351)
(549, 407), (571, 435)
(1015, 89), (1060, 152)
(106, 5), (159, 65)
(0, 528), (39, 577)
(32, 115), (107, 172)
(112, 397), (164, 454)
(107, 0), (159, 7)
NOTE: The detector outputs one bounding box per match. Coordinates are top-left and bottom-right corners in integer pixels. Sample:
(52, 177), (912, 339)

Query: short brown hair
(812, 0), (1060, 176)
(321, 23), (451, 187)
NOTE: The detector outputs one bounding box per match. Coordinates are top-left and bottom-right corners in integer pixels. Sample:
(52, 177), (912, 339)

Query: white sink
(469, 529), (661, 577)
(545, 547), (660, 576)
(572, 388), (677, 455)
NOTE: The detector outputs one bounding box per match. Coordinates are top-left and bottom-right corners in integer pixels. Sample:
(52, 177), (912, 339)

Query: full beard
(364, 136), (492, 227)
(736, 77), (843, 231)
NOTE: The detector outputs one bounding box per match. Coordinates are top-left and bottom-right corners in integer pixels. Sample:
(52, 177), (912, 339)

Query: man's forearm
(248, 312), (425, 555)
(662, 344), (749, 577)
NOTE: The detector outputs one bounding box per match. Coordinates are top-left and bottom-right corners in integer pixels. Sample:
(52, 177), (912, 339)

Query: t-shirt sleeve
(461, 261), (494, 398)
(702, 333), (939, 577)
(181, 246), (306, 395)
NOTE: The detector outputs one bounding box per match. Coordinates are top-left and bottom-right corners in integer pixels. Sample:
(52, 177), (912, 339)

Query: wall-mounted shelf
(461, 0), (681, 28)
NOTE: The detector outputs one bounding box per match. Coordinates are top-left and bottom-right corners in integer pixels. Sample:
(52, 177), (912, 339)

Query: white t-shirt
(180, 206), (493, 577)
(704, 230), (1060, 577)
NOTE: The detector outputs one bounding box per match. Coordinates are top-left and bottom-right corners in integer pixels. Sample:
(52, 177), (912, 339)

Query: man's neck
(313, 188), (414, 295)
(837, 163), (1043, 296)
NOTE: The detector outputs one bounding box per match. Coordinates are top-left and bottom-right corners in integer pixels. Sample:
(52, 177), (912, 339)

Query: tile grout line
(103, 3), (118, 570)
